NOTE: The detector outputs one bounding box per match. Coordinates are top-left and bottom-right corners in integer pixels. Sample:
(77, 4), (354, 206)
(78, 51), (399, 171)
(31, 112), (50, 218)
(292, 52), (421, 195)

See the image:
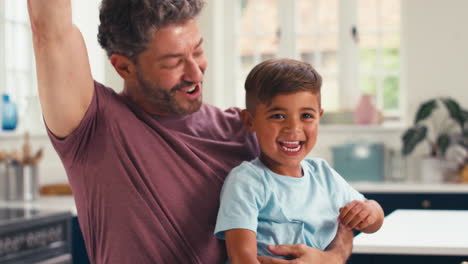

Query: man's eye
(162, 60), (182, 69)
(269, 114), (285, 119)
(194, 49), (204, 57)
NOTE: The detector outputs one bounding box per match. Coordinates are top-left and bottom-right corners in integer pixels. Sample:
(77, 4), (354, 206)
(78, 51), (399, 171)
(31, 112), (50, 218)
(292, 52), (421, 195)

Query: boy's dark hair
(244, 58), (322, 113)
(98, 0), (205, 61)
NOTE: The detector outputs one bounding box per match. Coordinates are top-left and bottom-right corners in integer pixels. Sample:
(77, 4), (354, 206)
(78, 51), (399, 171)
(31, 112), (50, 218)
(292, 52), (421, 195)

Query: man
(28, 0), (354, 263)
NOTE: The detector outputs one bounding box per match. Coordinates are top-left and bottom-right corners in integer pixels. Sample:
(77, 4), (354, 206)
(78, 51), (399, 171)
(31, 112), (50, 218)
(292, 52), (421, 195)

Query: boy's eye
(269, 113), (285, 119)
(302, 113), (315, 119)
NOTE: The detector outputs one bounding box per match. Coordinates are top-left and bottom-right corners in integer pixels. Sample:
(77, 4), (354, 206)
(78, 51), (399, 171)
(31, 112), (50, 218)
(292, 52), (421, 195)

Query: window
(222, 0), (401, 122)
(1, 0), (37, 131)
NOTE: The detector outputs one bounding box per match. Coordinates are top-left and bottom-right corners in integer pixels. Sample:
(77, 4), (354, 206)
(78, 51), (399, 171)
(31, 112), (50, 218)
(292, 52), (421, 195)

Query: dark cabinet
(362, 192), (468, 216)
(71, 217), (90, 264)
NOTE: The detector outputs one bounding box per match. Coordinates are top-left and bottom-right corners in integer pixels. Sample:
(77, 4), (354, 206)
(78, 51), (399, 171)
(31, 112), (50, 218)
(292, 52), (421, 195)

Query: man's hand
(257, 244), (327, 264)
(338, 199), (384, 233)
(257, 224), (353, 264)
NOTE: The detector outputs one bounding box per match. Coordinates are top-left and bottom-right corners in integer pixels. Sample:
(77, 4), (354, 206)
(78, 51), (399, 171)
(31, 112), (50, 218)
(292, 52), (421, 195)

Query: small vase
(354, 94), (379, 125)
(420, 157), (447, 183)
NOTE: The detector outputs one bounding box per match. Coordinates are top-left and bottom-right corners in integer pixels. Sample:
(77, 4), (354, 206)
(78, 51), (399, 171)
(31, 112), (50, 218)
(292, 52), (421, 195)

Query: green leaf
(414, 100), (437, 125)
(442, 98), (464, 128)
(402, 126), (428, 155)
(436, 134), (451, 156)
(463, 109), (468, 127)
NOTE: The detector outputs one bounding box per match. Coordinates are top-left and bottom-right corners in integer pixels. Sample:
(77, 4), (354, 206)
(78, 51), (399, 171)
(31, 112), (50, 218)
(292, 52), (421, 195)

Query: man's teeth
(187, 86), (196, 93)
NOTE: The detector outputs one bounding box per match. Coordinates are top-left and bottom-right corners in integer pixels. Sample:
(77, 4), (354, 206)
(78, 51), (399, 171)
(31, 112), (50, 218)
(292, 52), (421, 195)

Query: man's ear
(319, 108), (324, 118)
(110, 54), (137, 81)
(241, 109), (255, 132)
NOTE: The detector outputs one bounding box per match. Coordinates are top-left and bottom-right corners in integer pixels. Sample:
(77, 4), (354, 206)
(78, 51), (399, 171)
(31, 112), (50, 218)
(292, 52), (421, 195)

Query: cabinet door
(362, 193), (468, 215)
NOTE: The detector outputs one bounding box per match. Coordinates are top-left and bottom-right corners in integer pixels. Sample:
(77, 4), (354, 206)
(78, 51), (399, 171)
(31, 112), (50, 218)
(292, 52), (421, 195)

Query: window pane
(360, 48), (377, 73)
(322, 51), (337, 71)
(239, 0), (278, 61)
(5, 0), (28, 22)
(240, 0), (278, 35)
(383, 76), (399, 110)
(358, 0), (378, 32)
(380, 0), (400, 31)
(5, 0), (16, 20)
(360, 76), (377, 96)
(12, 24), (30, 71)
(298, 0), (338, 34)
(241, 54), (255, 77)
(321, 73), (339, 111)
(382, 47), (400, 72)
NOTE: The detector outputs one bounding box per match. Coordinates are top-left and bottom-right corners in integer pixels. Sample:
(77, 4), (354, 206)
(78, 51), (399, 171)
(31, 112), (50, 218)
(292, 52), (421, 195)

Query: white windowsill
(320, 123), (406, 133)
(0, 129), (48, 139)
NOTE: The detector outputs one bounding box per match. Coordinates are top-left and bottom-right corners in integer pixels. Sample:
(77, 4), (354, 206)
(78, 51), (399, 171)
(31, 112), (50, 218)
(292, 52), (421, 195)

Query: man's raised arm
(28, 0), (94, 138)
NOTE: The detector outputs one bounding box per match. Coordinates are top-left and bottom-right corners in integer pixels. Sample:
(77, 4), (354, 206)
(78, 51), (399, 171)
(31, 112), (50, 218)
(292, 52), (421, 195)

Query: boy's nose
(283, 119), (302, 133)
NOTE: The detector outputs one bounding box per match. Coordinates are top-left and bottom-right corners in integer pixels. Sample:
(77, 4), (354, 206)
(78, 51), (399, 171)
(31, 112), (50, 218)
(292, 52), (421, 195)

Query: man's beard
(136, 71), (202, 115)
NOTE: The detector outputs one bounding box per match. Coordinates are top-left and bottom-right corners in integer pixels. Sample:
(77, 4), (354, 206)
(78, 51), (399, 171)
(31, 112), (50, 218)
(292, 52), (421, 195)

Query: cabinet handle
(421, 199), (431, 208)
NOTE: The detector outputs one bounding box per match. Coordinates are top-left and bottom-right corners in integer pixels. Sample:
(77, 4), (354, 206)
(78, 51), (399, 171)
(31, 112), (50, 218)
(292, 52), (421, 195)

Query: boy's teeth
(282, 145), (301, 152)
(282, 141), (299, 145)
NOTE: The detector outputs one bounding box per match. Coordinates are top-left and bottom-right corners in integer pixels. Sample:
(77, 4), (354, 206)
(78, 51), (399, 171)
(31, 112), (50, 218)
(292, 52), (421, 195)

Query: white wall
(403, 0), (468, 122)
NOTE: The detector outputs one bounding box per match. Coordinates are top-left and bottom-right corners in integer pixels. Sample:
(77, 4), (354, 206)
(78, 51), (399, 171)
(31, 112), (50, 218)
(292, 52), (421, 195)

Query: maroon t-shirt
(48, 82), (259, 264)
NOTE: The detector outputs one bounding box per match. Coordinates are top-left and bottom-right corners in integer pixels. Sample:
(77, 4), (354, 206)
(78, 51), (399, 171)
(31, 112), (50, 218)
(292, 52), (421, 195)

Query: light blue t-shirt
(214, 158), (365, 260)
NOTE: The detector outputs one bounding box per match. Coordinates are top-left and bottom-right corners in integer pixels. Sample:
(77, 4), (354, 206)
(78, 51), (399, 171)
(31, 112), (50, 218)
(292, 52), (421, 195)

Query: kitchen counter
(353, 209), (468, 256)
(351, 182), (468, 193)
(0, 195), (77, 215)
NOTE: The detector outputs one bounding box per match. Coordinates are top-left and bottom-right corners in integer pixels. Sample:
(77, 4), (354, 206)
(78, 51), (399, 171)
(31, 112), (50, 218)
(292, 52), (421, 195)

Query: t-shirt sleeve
(320, 159), (365, 209)
(46, 81), (107, 167)
(214, 162), (266, 240)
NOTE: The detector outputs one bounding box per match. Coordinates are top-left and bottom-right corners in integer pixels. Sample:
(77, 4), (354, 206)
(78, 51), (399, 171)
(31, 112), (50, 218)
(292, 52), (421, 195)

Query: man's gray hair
(98, 0), (205, 60)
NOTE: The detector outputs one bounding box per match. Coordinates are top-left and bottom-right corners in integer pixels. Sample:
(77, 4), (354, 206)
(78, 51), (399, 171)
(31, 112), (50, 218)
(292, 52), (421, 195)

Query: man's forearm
(325, 224), (354, 264)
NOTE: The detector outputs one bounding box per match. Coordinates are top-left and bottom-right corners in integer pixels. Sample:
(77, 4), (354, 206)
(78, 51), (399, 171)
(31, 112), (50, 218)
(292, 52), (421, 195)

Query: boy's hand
(338, 200), (379, 232)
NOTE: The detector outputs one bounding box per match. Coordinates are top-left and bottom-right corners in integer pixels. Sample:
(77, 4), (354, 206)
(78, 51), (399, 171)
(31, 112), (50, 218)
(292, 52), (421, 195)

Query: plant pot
(420, 157), (448, 183)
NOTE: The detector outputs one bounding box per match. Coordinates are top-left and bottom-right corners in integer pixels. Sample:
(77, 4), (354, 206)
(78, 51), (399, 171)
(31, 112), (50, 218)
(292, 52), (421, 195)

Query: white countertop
(353, 209), (468, 256)
(0, 196), (77, 215)
(351, 182), (468, 193)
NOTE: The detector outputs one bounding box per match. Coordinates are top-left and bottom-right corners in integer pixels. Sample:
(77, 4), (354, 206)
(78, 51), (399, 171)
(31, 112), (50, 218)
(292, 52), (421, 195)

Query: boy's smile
(243, 91), (323, 178)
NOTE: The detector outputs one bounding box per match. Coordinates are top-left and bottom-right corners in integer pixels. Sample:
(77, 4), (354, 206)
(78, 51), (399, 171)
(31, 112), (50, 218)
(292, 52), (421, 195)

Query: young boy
(214, 58), (384, 264)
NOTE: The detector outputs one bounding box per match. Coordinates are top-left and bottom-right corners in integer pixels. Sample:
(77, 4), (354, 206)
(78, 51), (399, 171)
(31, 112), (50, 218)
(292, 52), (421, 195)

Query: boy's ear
(319, 109), (324, 118)
(241, 109), (255, 132)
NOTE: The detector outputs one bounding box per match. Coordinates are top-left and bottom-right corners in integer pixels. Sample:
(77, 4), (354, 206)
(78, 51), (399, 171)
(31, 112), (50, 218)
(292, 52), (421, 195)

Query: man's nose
(183, 57), (205, 83)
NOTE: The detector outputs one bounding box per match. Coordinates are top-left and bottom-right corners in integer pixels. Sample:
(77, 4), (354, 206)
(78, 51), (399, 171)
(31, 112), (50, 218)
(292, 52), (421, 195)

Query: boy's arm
(28, 0), (94, 138)
(225, 229), (260, 264)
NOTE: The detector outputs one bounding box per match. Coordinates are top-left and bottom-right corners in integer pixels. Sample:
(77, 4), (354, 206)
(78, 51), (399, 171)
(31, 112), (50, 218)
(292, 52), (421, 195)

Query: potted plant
(402, 97), (468, 182)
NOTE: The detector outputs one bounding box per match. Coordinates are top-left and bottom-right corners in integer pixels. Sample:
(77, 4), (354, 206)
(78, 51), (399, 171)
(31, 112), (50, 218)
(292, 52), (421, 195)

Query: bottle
(2, 94), (18, 131)
(353, 94), (379, 125)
